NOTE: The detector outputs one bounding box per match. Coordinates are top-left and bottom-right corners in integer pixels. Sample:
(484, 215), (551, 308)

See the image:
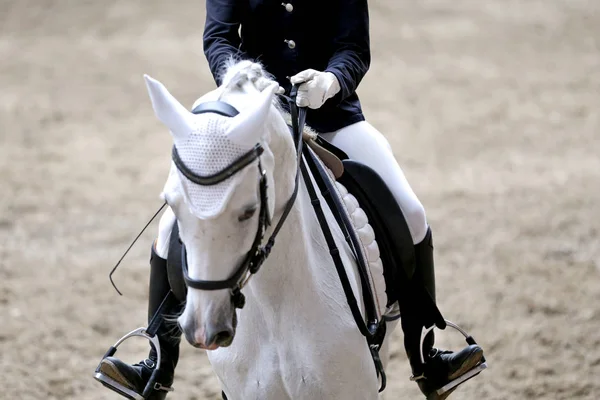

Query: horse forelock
(221, 58), (265, 89)
(192, 59), (282, 121)
(219, 59), (283, 108)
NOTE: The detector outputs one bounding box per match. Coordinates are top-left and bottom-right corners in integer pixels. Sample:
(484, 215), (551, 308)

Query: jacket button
(281, 2), (293, 12)
(284, 39), (296, 49)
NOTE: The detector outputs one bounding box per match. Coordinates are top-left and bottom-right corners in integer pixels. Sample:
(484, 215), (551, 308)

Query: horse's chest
(209, 321), (378, 400)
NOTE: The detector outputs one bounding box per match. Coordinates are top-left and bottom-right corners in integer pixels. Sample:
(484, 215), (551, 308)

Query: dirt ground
(1, 1), (599, 399)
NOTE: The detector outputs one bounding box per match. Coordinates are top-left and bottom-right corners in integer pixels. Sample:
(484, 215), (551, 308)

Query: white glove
(290, 69), (341, 109)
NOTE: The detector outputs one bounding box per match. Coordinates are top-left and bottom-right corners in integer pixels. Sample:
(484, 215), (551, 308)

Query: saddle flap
(338, 160), (416, 306)
(302, 132), (345, 179)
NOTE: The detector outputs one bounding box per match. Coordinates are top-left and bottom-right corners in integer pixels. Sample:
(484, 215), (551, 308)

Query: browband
(172, 144), (264, 186)
(191, 101), (239, 117)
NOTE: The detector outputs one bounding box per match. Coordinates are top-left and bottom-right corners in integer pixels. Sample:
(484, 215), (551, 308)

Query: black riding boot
(400, 227), (483, 400)
(98, 246), (183, 399)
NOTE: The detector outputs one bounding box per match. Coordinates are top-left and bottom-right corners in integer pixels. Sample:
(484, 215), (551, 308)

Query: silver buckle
(154, 382), (175, 392)
(410, 373), (426, 382)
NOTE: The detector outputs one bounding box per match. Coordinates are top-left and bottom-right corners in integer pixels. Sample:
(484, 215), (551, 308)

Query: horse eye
(238, 206), (257, 222)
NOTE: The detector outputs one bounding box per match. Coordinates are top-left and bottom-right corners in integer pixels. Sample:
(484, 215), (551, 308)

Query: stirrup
(94, 327), (170, 400)
(417, 320), (488, 397)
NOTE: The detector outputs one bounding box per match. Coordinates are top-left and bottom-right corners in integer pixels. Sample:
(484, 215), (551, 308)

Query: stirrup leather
(94, 327), (172, 400)
(413, 320), (488, 397)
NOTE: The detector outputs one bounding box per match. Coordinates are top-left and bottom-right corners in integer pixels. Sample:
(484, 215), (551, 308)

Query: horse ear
(226, 82), (278, 147)
(144, 74), (195, 141)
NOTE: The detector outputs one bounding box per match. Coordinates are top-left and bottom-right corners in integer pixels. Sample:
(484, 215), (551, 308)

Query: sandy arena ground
(1, 1), (599, 399)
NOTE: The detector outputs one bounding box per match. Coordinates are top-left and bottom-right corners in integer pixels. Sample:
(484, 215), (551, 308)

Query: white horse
(144, 60), (398, 400)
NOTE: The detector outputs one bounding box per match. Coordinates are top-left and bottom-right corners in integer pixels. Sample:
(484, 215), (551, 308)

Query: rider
(97, 1), (484, 399)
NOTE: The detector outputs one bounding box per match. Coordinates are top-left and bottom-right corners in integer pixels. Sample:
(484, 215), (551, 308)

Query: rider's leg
(320, 121), (428, 245)
(399, 227), (483, 399)
(320, 121), (483, 399)
(98, 208), (181, 400)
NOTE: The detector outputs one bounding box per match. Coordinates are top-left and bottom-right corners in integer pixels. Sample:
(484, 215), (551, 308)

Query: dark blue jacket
(203, 0), (370, 133)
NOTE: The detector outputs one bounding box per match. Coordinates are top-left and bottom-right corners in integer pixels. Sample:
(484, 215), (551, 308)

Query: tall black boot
(97, 245), (183, 399)
(400, 227), (483, 400)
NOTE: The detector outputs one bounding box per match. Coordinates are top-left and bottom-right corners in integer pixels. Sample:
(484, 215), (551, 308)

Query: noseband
(176, 95), (304, 309)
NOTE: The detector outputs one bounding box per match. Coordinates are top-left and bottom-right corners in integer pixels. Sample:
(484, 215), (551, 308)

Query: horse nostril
(213, 330), (234, 347)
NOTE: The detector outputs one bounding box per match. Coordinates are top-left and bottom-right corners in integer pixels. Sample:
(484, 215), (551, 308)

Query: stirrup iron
(94, 327), (169, 400)
(418, 320), (488, 396)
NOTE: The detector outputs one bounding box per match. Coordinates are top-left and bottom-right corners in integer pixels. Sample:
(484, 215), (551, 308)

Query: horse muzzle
(179, 310), (237, 350)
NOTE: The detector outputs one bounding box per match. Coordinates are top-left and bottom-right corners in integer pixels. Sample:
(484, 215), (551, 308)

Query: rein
(299, 139), (388, 392)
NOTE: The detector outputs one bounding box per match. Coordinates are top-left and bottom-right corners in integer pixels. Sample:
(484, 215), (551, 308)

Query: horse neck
(244, 113), (359, 327)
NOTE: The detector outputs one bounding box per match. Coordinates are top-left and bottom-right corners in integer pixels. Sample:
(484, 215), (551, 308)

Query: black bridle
(178, 94), (305, 309)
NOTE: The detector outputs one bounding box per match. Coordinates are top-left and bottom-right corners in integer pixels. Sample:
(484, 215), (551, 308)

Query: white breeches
(320, 121), (428, 244)
(154, 120), (428, 259)
(155, 206), (176, 259)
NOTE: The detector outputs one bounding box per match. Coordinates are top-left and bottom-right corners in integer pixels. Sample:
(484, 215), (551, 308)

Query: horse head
(143, 62), (295, 350)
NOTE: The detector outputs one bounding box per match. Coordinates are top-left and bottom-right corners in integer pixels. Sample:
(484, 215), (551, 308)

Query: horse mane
(192, 58), (285, 117)
(217, 58), (323, 141)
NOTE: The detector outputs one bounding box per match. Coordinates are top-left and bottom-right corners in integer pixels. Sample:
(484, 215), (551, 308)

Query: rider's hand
(290, 69), (341, 109)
